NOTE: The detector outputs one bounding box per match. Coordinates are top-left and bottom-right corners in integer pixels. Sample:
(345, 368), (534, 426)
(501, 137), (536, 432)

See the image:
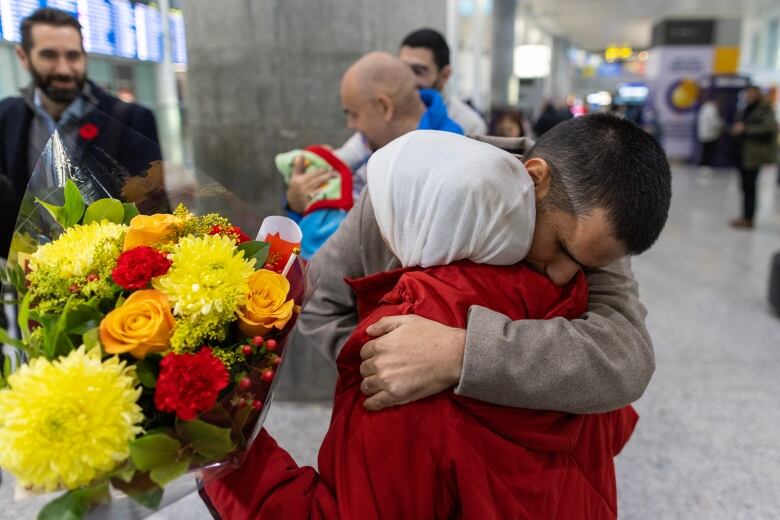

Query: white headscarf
(367, 130), (535, 268)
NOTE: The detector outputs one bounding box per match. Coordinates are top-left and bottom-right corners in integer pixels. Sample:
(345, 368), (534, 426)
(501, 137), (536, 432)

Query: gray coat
(292, 190), (655, 414)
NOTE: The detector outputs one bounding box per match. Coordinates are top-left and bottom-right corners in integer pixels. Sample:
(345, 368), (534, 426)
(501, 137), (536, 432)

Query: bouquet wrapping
(0, 112), (306, 519)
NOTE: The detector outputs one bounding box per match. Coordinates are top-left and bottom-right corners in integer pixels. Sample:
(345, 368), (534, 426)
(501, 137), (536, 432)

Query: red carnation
(209, 224), (250, 244)
(112, 246), (172, 290)
(154, 347), (229, 421)
(79, 122), (99, 141)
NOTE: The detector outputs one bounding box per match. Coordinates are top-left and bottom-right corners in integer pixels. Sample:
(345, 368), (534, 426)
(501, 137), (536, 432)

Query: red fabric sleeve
(203, 429), (339, 520)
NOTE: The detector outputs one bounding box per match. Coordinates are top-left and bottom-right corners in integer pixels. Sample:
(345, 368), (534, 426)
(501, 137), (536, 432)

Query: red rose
(209, 224), (251, 244)
(154, 347), (229, 421)
(79, 123), (99, 141)
(112, 246), (172, 290)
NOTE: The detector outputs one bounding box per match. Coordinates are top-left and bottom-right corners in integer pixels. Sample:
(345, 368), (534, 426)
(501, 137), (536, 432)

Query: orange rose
(237, 270), (294, 337)
(123, 214), (181, 251)
(100, 290), (175, 359)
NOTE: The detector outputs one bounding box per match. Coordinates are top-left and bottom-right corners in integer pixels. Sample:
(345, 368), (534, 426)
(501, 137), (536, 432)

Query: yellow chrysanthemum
(154, 234), (255, 351)
(29, 221), (126, 278)
(155, 234), (255, 317)
(0, 346), (143, 492)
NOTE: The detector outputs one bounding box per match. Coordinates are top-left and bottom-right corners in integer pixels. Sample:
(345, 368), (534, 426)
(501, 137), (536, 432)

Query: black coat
(0, 82), (161, 257)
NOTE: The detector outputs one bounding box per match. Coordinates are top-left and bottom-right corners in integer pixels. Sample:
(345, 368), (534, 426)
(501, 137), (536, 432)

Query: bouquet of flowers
(0, 117), (306, 519)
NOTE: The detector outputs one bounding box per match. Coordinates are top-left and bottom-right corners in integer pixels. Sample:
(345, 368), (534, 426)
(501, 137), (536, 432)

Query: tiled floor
(2, 165), (779, 519)
(615, 164), (780, 519)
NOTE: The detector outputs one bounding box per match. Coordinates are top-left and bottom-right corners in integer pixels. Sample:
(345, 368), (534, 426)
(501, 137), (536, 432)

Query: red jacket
(205, 261), (638, 519)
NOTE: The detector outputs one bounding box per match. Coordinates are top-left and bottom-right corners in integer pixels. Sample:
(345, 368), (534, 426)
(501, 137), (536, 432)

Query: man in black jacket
(0, 7), (160, 258)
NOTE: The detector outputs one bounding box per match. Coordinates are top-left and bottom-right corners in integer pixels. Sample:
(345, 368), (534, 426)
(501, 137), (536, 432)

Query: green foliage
(81, 327), (101, 352)
(34, 179), (138, 230)
(129, 487), (163, 510)
(35, 179), (86, 229)
(135, 356), (160, 388)
(37, 481), (109, 520)
(122, 203), (140, 224)
(110, 462), (136, 483)
(149, 455), (191, 487)
(231, 404), (254, 445)
(17, 292), (31, 343)
(176, 419), (235, 461)
(0, 350), (23, 389)
(1, 262), (27, 296)
(0, 328), (24, 350)
(237, 240), (270, 268)
(62, 180), (87, 227)
(35, 298), (104, 360)
(83, 199), (124, 225)
(129, 434), (182, 472)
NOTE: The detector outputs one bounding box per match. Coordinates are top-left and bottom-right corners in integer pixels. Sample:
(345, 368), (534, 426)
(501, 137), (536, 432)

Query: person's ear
(437, 65), (452, 89)
(15, 45), (31, 71)
(376, 93), (395, 122)
(524, 157), (551, 202)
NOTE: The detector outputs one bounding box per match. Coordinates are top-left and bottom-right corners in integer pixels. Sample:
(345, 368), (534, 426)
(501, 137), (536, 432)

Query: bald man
(285, 52), (461, 259)
(340, 52), (461, 152)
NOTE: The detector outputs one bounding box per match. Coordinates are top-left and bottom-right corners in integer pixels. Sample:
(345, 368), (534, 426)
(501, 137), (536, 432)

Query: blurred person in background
(490, 107), (527, 138)
(533, 99), (569, 137)
(729, 86), (778, 229)
(0, 7), (159, 258)
(399, 28), (487, 136)
(696, 91), (724, 173)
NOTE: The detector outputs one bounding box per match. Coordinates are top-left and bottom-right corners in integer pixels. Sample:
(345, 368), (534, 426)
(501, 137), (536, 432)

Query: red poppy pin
(79, 122), (99, 141)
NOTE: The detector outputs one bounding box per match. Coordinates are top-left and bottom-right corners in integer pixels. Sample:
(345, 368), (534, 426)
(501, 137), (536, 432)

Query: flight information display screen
(0, 0), (187, 63)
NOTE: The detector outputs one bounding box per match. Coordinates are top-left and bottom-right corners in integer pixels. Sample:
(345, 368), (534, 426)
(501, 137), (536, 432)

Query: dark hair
(21, 8), (83, 53)
(400, 28), (450, 70)
(526, 113), (672, 255)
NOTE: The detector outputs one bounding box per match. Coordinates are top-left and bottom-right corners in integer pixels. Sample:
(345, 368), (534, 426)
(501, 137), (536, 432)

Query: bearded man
(0, 7), (160, 258)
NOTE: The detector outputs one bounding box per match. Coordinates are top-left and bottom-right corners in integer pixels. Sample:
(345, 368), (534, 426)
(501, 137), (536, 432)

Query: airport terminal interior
(1, 0), (779, 519)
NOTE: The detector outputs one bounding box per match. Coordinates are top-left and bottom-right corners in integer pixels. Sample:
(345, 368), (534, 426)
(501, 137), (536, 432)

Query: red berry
(237, 398), (247, 408)
(261, 368), (274, 383)
(272, 355), (282, 367)
(252, 335), (264, 347)
(86, 273), (99, 282)
(69, 283), (80, 293)
(242, 345), (253, 356)
(252, 400), (263, 411)
(238, 377), (251, 391)
(265, 339), (278, 352)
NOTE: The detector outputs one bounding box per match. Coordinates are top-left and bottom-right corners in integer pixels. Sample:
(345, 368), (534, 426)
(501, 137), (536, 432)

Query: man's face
(340, 75), (392, 152)
(525, 205), (627, 286)
(399, 46), (447, 91)
(18, 24), (86, 104)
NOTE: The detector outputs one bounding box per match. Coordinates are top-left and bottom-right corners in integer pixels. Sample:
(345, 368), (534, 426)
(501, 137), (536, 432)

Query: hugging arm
(457, 256), (654, 413)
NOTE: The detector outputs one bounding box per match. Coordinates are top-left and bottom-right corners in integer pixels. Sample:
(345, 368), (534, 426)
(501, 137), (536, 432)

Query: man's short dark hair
(21, 8), (83, 53)
(526, 113), (672, 255)
(400, 28), (450, 70)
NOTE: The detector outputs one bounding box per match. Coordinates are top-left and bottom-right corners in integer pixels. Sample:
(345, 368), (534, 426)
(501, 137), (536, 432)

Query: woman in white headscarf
(367, 129), (535, 267)
(204, 130), (635, 520)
